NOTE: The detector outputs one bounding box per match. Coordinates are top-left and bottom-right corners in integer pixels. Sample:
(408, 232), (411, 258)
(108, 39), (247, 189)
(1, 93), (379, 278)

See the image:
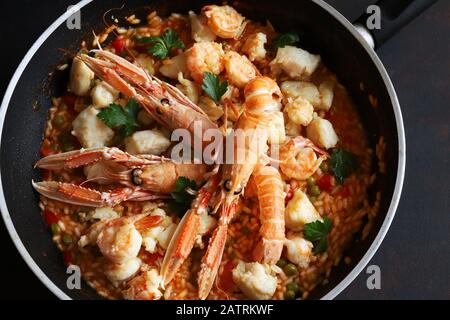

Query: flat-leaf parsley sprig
(97, 99), (140, 139)
(136, 29), (185, 59)
(202, 72), (228, 102)
(304, 216), (333, 255)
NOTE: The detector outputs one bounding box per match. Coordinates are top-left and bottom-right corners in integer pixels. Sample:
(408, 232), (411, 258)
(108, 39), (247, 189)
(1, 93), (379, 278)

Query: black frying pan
(2, 0), (430, 299)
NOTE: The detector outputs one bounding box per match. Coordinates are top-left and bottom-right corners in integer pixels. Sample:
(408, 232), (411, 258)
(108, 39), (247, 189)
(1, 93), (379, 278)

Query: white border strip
(0, 0), (93, 300)
(0, 0), (405, 300)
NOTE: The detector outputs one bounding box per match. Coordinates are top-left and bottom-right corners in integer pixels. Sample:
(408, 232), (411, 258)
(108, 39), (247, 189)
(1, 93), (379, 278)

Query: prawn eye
(131, 169), (143, 186)
(160, 98), (170, 106)
(224, 179), (242, 195)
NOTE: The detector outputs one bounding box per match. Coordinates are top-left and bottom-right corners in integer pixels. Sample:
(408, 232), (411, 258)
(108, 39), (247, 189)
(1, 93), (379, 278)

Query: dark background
(0, 0), (448, 300)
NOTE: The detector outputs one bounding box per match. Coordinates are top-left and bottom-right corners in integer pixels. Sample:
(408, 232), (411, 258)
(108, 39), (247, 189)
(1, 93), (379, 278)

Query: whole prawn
(161, 76), (286, 299)
(79, 50), (220, 149)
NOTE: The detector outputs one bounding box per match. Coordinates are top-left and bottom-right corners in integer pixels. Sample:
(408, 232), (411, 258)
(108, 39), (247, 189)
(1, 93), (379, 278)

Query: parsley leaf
(97, 99), (140, 139)
(136, 29), (185, 59)
(329, 149), (358, 184)
(202, 72), (228, 102)
(168, 177), (198, 216)
(304, 216), (333, 255)
(273, 32), (300, 48)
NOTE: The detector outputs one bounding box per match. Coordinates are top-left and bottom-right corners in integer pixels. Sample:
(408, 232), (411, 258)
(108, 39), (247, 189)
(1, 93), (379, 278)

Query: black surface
(0, 0), (448, 300)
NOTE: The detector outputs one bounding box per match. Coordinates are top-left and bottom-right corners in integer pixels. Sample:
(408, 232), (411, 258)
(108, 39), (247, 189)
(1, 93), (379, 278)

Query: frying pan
(2, 0), (429, 300)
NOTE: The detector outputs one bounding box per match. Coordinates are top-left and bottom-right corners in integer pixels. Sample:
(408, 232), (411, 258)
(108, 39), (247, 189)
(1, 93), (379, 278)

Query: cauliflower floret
(284, 97), (314, 126)
(134, 53), (155, 75)
(159, 52), (188, 80)
(176, 72), (202, 104)
(306, 117), (339, 149)
(123, 269), (163, 300)
(242, 32), (267, 62)
(284, 234), (313, 268)
(69, 57), (94, 96)
(125, 129), (171, 155)
(198, 96), (224, 121)
(270, 46), (321, 79)
(267, 111), (286, 144)
(141, 209), (177, 253)
(232, 261), (277, 300)
(318, 80), (335, 110)
(71, 106), (114, 148)
(104, 257), (141, 285)
(189, 11), (216, 42)
(88, 207), (120, 221)
(90, 81), (119, 108)
(281, 81), (321, 107)
(285, 189), (322, 231)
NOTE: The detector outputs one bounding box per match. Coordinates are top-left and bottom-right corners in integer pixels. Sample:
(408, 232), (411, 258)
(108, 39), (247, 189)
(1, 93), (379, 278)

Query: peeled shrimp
(202, 5), (246, 39)
(279, 136), (328, 180)
(96, 214), (162, 264)
(186, 41), (225, 83)
(224, 51), (257, 89)
(104, 257), (142, 284)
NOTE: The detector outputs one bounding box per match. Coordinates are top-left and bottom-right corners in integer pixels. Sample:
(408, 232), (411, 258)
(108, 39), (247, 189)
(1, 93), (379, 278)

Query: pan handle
(353, 0), (437, 49)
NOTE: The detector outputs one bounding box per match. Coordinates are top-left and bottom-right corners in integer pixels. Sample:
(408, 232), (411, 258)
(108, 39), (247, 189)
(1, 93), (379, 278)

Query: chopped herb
(329, 149), (358, 184)
(202, 72), (228, 102)
(97, 99), (140, 139)
(168, 177), (198, 216)
(273, 32), (300, 48)
(304, 216), (333, 255)
(136, 29), (185, 59)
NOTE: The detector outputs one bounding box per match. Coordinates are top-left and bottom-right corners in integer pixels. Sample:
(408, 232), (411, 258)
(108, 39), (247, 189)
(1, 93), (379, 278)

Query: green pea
(276, 258), (288, 268)
(62, 142), (75, 152)
(286, 282), (299, 294)
(283, 263), (298, 276)
(62, 234), (73, 246)
(308, 184), (321, 197)
(308, 196), (317, 203)
(52, 115), (65, 128)
(50, 223), (60, 236)
(306, 177), (316, 188)
(284, 290), (296, 300)
(241, 226), (250, 236)
(320, 162), (329, 172)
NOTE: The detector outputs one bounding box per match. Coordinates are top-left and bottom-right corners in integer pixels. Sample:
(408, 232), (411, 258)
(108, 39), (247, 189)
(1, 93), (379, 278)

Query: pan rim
(312, 0), (406, 300)
(0, 0), (405, 301)
(0, 0), (94, 300)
